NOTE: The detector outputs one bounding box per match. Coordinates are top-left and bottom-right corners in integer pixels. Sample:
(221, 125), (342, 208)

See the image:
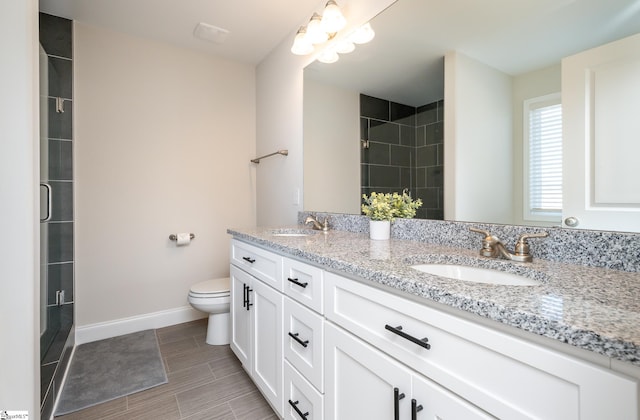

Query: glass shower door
(39, 42), (59, 360)
(39, 38), (74, 361)
(39, 13), (75, 418)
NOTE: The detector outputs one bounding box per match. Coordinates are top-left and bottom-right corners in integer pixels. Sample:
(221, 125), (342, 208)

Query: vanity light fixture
(335, 38), (355, 54)
(290, 1), (374, 63)
(320, 0), (347, 33)
(318, 48), (339, 64)
(350, 22), (375, 44)
(306, 12), (330, 44)
(291, 27), (314, 55)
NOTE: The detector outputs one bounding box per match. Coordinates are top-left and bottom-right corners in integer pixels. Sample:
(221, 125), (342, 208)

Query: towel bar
(251, 149), (288, 164)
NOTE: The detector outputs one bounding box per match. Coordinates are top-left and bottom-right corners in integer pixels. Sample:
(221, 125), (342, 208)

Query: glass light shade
(335, 39), (355, 54)
(350, 22), (375, 44)
(321, 1), (346, 33)
(291, 27), (314, 55)
(306, 13), (329, 45)
(318, 48), (339, 63)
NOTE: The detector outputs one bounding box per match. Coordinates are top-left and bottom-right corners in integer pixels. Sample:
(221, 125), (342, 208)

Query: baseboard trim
(75, 306), (206, 345)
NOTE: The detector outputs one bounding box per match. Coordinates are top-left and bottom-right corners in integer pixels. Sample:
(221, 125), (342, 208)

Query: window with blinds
(523, 93), (562, 222)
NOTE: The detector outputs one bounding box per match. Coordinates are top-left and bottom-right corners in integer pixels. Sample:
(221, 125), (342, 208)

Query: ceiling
(39, 0), (640, 103)
(306, 0), (640, 106)
(38, 0), (322, 64)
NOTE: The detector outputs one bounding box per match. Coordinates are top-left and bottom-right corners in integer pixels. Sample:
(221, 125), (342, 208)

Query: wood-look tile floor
(56, 319), (278, 420)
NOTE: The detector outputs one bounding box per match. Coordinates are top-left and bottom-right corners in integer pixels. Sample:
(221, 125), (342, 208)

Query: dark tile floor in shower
(55, 319), (277, 420)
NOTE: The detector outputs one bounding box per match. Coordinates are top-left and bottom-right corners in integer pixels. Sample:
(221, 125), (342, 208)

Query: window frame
(522, 93), (562, 223)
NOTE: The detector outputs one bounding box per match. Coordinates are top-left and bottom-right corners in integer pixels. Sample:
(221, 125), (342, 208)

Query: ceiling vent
(193, 22), (230, 44)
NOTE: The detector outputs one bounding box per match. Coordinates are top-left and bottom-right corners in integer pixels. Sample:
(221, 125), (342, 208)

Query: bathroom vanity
(228, 222), (640, 420)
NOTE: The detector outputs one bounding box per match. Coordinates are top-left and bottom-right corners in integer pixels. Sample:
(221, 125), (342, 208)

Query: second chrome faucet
(470, 227), (548, 263)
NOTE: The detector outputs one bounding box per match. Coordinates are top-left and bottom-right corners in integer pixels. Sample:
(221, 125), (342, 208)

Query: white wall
(444, 51), (513, 224)
(255, 39), (310, 226)
(74, 23), (256, 328)
(303, 78), (360, 214)
(256, 0), (395, 226)
(511, 64), (561, 226)
(0, 0), (39, 416)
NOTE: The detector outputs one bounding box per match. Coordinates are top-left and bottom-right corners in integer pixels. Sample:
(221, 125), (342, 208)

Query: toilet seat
(189, 277), (230, 298)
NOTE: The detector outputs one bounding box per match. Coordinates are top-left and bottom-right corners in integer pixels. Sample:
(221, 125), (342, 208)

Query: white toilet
(188, 277), (231, 345)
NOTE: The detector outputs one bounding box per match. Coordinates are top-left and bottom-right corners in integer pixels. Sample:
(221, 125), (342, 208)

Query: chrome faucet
(305, 215), (329, 232)
(470, 227), (548, 262)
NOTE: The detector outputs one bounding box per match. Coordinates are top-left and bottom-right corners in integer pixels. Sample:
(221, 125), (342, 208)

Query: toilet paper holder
(169, 233), (195, 241)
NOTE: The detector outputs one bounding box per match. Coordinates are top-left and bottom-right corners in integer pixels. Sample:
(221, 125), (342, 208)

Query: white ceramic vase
(369, 220), (391, 240)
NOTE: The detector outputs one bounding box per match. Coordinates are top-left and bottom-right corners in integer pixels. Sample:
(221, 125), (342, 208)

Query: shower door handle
(40, 183), (52, 222)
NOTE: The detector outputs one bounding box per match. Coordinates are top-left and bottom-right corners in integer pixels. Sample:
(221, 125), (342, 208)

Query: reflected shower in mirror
(359, 94), (444, 220)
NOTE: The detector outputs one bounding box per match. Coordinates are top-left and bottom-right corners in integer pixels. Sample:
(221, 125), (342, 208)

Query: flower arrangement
(361, 191), (423, 221)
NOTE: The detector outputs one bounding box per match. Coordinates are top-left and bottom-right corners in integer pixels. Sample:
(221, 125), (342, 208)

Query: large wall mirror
(303, 0), (640, 232)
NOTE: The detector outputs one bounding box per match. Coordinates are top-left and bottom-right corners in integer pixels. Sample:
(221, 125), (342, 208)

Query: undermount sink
(270, 229), (316, 237)
(411, 264), (540, 286)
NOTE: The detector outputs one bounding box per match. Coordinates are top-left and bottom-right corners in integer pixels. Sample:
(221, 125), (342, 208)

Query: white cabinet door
(284, 297), (324, 392)
(325, 271), (639, 420)
(252, 278), (284, 416)
(284, 361), (324, 420)
(231, 261), (284, 417)
(231, 239), (283, 290)
(325, 322), (412, 420)
(411, 375), (494, 420)
(230, 265), (252, 371)
(326, 321), (494, 420)
(562, 32), (640, 232)
(283, 256), (324, 313)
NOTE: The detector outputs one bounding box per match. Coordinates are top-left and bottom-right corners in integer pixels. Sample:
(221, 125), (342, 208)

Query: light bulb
(291, 27), (313, 55)
(306, 13), (329, 45)
(335, 39), (355, 54)
(321, 1), (346, 33)
(350, 22), (375, 44)
(318, 48), (339, 64)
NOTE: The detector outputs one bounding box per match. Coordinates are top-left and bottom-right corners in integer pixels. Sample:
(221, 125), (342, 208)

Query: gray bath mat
(55, 329), (168, 416)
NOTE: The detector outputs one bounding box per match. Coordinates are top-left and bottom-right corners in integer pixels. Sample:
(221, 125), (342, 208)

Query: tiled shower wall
(360, 94), (444, 219)
(415, 100), (444, 219)
(40, 12), (75, 420)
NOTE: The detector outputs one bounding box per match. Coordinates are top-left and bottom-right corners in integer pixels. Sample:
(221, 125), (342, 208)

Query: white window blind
(524, 94), (562, 222)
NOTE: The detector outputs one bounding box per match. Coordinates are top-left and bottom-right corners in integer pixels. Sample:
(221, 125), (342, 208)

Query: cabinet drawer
(284, 297), (324, 392)
(283, 257), (323, 313)
(325, 272), (639, 420)
(284, 361), (324, 420)
(231, 239), (282, 291)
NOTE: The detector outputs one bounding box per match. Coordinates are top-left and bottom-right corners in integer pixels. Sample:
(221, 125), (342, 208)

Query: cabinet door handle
(288, 332), (309, 348)
(411, 399), (423, 420)
(385, 325), (431, 350)
(288, 399), (309, 419)
(246, 287), (253, 311)
(287, 277), (309, 288)
(242, 284), (248, 308)
(394, 387), (405, 420)
(242, 256), (256, 263)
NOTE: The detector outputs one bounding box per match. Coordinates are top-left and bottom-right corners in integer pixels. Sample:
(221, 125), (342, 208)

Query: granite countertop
(228, 226), (640, 366)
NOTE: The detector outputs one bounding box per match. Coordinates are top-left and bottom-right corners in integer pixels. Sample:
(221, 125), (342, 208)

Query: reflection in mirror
(358, 94), (445, 220)
(303, 0), (640, 231)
